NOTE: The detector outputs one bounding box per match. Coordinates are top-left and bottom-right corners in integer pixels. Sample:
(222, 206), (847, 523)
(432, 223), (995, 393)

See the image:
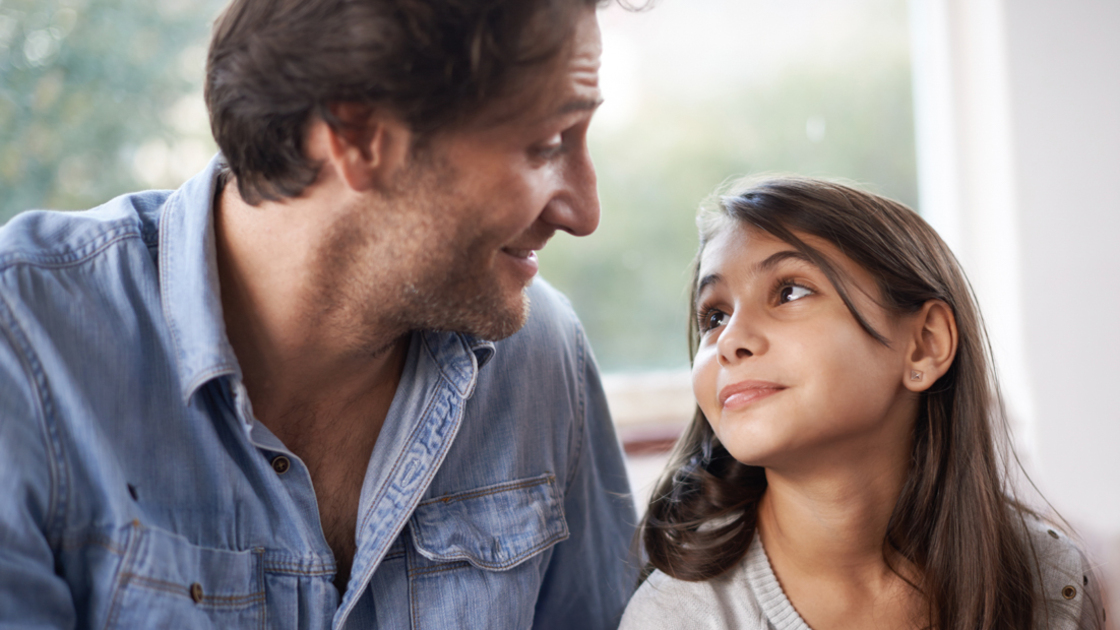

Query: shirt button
(271, 455), (291, 474)
(190, 582), (204, 603)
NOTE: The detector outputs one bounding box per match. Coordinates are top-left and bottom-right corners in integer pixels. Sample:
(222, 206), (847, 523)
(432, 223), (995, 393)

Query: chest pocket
(104, 522), (265, 629)
(405, 473), (569, 628)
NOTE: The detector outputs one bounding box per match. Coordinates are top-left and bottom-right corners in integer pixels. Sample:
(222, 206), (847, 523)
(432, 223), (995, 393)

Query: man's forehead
(527, 11), (603, 121)
(439, 8), (602, 133)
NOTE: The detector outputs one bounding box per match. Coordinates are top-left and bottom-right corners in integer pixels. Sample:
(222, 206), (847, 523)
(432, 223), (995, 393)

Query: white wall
(910, 0), (1120, 618)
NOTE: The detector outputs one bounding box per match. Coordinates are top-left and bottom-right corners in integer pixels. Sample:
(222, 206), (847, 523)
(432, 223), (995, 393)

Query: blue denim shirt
(0, 156), (638, 629)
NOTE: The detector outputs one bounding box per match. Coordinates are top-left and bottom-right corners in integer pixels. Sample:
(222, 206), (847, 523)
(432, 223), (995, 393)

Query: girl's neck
(756, 449), (924, 629)
(758, 467), (904, 580)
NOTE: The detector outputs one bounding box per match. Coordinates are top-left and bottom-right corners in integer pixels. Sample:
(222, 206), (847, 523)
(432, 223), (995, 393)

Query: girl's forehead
(699, 224), (796, 273)
(697, 222), (881, 299)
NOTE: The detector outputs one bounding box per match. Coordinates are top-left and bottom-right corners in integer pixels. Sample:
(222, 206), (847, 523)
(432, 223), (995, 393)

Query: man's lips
(499, 245), (541, 281)
(719, 380), (787, 410)
(500, 247), (537, 259)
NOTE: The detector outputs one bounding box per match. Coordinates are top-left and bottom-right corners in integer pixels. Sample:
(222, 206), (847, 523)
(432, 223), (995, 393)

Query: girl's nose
(716, 313), (767, 365)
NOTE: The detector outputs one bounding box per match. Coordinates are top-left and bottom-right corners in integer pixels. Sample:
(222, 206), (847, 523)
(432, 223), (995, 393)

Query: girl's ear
(904, 299), (958, 392)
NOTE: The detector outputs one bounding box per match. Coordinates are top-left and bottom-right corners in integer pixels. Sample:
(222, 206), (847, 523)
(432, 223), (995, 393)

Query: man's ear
(308, 102), (412, 192)
(903, 299), (958, 392)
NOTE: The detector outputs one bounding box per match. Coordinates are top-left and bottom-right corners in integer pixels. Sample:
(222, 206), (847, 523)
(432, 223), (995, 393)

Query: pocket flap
(410, 473), (569, 570)
(126, 523), (264, 605)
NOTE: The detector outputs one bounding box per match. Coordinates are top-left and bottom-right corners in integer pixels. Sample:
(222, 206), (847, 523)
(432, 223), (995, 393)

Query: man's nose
(543, 143), (600, 237)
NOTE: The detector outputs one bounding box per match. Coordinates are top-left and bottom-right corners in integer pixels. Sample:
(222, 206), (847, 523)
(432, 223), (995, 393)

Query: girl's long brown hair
(641, 176), (1042, 630)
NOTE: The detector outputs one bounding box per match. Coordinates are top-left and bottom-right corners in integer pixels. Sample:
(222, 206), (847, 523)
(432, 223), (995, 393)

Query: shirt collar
(159, 154), (240, 404)
(159, 155), (499, 405)
(418, 331), (497, 400)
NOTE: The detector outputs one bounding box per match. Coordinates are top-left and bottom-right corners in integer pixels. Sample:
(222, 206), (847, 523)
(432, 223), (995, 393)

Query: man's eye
(532, 134), (564, 159)
(778, 284), (812, 304)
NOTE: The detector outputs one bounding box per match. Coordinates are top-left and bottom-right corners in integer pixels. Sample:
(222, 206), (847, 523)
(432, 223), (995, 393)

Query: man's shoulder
(0, 189), (169, 275)
(0, 189), (174, 394)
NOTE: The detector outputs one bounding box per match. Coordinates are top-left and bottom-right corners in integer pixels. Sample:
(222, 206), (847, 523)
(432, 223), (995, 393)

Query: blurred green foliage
(1, 0), (916, 374)
(0, 0), (221, 218)
(541, 57), (918, 371)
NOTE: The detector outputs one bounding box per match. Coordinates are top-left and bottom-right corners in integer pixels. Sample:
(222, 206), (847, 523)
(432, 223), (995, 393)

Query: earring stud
(910, 370), (923, 381)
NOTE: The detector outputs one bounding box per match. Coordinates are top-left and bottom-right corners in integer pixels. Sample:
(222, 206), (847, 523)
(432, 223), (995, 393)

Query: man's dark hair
(206, 0), (599, 205)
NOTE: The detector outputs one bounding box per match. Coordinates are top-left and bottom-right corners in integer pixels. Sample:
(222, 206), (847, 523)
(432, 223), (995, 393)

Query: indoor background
(2, 0), (1116, 621)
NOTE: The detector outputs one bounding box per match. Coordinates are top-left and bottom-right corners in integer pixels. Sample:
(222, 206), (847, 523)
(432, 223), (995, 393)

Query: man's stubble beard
(313, 160), (532, 352)
(397, 242), (532, 342)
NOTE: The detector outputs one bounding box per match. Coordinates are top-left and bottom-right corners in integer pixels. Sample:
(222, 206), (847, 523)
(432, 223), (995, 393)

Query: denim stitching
(356, 381), (442, 534)
(262, 560), (334, 570)
(0, 290), (69, 547)
(347, 384), (465, 625)
(256, 547), (266, 630)
(407, 560), (471, 578)
(0, 225), (140, 270)
(262, 564), (335, 577)
(123, 574), (266, 607)
(156, 195), (191, 406)
(101, 521), (142, 630)
(407, 534), (420, 630)
(412, 529), (568, 571)
(416, 474), (554, 507)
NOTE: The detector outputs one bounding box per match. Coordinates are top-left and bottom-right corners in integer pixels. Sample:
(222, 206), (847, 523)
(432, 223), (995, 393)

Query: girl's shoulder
(1021, 515), (1107, 629)
(619, 536), (811, 630)
(619, 565), (763, 630)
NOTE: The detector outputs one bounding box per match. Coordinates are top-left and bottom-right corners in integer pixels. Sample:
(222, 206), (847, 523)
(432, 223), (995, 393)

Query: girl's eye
(778, 284), (813, 304)
(699, 309), (729, 332)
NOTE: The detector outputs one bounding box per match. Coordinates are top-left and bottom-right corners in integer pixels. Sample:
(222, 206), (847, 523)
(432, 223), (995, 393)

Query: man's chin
(417, 285), (530, 341)
(465, 289), (531, 341)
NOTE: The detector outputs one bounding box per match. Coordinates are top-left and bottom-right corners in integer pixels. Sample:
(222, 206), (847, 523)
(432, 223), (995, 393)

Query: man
(0, 0), (636, 627)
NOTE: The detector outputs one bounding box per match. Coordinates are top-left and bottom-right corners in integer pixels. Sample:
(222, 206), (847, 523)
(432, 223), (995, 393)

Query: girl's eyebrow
(758, 249), (815, 273)
(695, 250), (815, 300)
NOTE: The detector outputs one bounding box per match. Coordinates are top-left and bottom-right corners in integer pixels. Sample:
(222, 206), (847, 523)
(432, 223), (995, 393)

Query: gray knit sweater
(620, 518), (1104, 629)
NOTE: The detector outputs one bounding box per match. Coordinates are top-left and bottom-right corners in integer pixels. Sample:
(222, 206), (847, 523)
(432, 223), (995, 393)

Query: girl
(621, 177), (1104, 630)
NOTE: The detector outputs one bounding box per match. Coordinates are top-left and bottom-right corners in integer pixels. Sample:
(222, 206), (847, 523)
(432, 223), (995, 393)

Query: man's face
(336, 8), (603, 342)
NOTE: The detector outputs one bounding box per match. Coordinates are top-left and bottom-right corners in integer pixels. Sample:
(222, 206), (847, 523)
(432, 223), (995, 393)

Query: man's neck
(212, 180), (408, 433)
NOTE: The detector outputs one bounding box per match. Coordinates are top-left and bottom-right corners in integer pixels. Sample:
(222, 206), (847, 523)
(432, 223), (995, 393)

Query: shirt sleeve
(0, 304), (77, 628)
(530, 321), (639, 630)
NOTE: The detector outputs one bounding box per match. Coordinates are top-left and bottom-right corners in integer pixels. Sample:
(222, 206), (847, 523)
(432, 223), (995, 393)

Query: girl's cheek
(691, 347), (720, 420)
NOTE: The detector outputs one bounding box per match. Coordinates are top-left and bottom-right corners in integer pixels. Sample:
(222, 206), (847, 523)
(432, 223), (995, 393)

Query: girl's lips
(719, 380), (786, 410)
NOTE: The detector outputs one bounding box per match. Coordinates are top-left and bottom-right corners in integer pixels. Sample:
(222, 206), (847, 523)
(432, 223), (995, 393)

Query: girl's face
(692, 223), (920, 472)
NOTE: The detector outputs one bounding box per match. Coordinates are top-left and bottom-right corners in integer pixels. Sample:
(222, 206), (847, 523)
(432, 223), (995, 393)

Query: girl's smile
(718, 380), (786, 411)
